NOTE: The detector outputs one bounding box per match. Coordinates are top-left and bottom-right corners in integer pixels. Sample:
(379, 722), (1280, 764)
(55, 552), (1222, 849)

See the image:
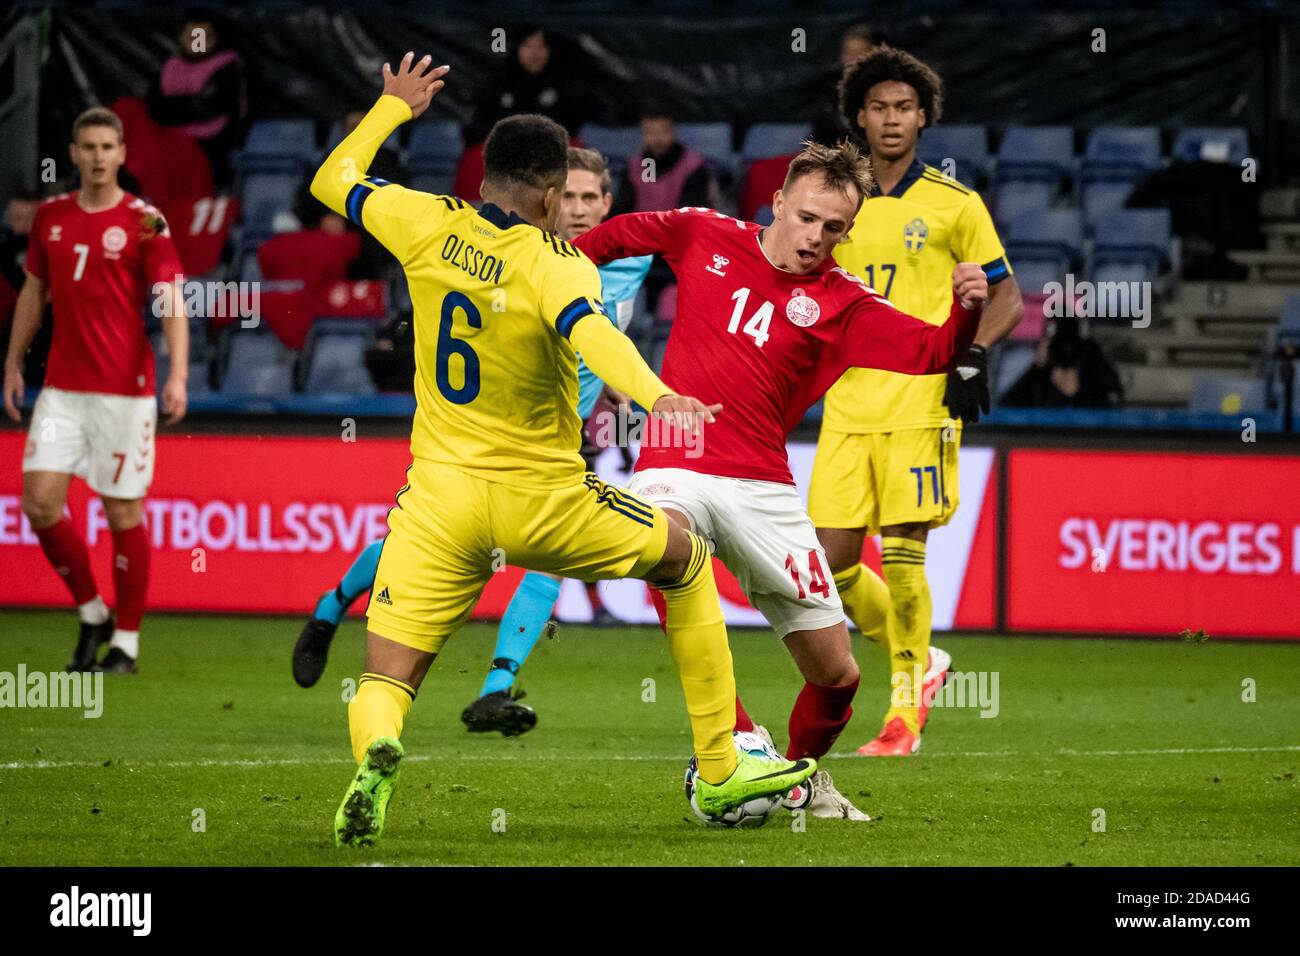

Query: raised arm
(311, 54), (451, 262)
(842, 263), (989, 375)
(572, 208), (691, 266)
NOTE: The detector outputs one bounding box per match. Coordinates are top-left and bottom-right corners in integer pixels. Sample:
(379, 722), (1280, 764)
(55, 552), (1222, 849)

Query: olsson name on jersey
(439, 232), (507, 286)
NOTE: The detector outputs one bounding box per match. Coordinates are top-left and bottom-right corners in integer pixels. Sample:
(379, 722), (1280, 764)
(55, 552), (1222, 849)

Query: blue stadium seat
(753, 204), (774, 227)
(219, 328), (294, 397)
(740, 123), (809, 163)
(676, 122), (735, 176)
(1188, 375), (1266, 415)
(994, 180), (1057, 227)
(1005, 209), (1085, 264)
(996, 126), (1074, 182)
(240, 119), (317, 173)
(1171, 126), (1249, 165)
(1278, 294), (1300, 346)
(300, 320), (377, 396)
(1081, 180), (1136, 230)
(1093, 208), (1171, 276)
(241, 171), (301, 239)
(1082, 126), (1161, 181)
(405, 120), (464, 176)
(322, 121), (401, 159)
(409, 172), (456, 197)
(918, 124), (990, 185)
(578, 124), (642, 175)
(1007, 258), (1065, 295)
(993, 341), (1038, 400)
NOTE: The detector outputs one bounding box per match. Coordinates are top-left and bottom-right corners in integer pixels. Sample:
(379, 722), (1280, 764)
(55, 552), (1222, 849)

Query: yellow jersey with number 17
(311, 95), (614, 489)
(825, 158), (1011, 433)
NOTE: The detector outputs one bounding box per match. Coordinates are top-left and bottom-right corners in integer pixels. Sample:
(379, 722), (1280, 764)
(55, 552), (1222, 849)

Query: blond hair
(783, 139), (875, 205)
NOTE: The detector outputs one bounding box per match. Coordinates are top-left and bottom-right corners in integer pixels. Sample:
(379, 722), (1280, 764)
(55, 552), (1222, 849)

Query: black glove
(943, 345), (990, 423)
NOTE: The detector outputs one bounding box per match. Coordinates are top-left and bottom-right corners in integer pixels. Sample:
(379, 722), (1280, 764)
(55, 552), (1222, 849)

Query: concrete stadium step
(1229, 250), (1300, 283)
(1170, 282), (1289, 327)
(1260, 187), (1300, 222)
(1117, 364), (1203, 406)
(1263, 222), (1300, 254)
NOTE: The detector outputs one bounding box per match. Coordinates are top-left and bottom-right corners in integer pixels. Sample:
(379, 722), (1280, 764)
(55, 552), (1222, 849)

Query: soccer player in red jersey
(574, 141), (988, 818)
(3, 107), (188, 675)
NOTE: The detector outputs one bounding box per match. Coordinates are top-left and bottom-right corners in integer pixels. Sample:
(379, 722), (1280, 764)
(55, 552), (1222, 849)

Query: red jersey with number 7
(24, 192), (184, 397)
(572, 207), (979, 485)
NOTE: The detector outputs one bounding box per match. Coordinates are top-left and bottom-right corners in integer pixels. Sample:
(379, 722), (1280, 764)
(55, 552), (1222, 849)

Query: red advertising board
(0, 432), (548, 616)
(1008, 449), (1299, 638)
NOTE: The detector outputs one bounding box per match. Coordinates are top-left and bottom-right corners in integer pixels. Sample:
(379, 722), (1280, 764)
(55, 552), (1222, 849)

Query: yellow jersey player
(809, 47), (1023, 756)
(310, 54), (815, 846)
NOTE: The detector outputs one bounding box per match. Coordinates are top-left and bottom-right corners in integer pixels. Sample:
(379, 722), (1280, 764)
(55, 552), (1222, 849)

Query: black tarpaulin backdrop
(24, 5), (1294, 179)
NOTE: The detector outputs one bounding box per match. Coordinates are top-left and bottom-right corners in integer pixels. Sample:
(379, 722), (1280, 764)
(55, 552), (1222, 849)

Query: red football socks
(35, 518), (98, 605)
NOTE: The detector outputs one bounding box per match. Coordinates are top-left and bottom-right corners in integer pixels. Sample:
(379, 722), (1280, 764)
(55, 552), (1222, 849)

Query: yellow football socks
(656, 533), (737, 785)
(833, 562), (890, 649)
(348, 672), (415, 763)
(880, 537), (931, 736)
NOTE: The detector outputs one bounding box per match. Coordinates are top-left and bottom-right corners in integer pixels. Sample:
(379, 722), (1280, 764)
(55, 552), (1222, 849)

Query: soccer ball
(683, 731), (784, 828)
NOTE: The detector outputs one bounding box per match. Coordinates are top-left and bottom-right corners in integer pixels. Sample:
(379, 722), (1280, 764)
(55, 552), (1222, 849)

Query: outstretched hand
(382, 53), (449, 120)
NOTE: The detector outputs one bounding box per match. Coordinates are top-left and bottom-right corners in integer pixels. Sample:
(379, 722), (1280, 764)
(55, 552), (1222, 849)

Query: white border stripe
(2, 744), (1296, 771)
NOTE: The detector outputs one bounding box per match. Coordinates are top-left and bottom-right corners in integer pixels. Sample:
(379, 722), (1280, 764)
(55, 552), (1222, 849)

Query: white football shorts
(629, 467), (844, 637)
(22, 386), (157, 499)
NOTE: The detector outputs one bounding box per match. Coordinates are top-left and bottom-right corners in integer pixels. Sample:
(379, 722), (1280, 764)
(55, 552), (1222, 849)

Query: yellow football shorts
(366, 461), (669, 653)
(808, 426), (960, 535)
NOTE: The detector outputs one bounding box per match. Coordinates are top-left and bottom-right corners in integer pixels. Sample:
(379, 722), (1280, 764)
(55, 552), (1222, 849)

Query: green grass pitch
(1, 610), (1296, 866)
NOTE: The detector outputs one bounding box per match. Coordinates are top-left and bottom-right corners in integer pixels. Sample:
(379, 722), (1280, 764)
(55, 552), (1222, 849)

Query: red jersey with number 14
(25, 191), (184, 397)
(573, 207), (978, 484)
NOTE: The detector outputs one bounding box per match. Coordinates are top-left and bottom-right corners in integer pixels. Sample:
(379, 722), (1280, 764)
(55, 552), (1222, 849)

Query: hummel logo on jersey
(375, 587), (393, 606)
(705, 254), (729, 277)
(49, 225), (62, 242)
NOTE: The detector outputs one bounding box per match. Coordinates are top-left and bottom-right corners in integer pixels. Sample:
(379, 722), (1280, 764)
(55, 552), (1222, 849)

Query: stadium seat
(1081, 126), (1161, 181)
(405, 120), (465, 177)
(1081, 180), (1136, 231)
(1005, 209), (1084, 265)
(1092, 208), (1171, 281)
(409, 172), (456, 196)
(300, 319), (378, 396)
(753, 204), (774, 226)
(240, 171), (301, 239)
(675, 122), (735, 176)
(218, 328), (295, 398)
(322, 120), (401, 159)
(740, 123), (809, 163)
(1171, 126), (1250, 165)
(918, 124), (990, 185)
(1007, 258), (1064, 295)
(240, 119), (317, 173)
(992, 341), (1038, 400)
(578, 124), (642, 175)
(1188, 375), (1266, 415)
(996, 126), (1074, 183)
(994, 180), (1057, 227)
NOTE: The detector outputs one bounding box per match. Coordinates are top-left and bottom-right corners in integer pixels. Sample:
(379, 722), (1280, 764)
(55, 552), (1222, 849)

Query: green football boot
(692, 750), (817, 817)
(334, 736), (404, 848)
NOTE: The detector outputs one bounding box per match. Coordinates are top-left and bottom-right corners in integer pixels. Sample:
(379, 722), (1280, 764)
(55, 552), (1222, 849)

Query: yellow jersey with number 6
(825, 159), (1011, 433)
(313, 98), (609, 488)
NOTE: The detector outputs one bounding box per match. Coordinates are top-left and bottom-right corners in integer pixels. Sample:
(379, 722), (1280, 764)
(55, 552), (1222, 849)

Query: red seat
(739, 154), (795, 222)
(160, 196), (240, 277)
(111, 97), (214, 205)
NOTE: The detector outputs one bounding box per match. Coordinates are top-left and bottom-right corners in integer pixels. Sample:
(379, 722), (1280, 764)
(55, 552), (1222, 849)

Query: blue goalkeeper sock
(314, 538), (385, 625)
(481, 572), (562, 697)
